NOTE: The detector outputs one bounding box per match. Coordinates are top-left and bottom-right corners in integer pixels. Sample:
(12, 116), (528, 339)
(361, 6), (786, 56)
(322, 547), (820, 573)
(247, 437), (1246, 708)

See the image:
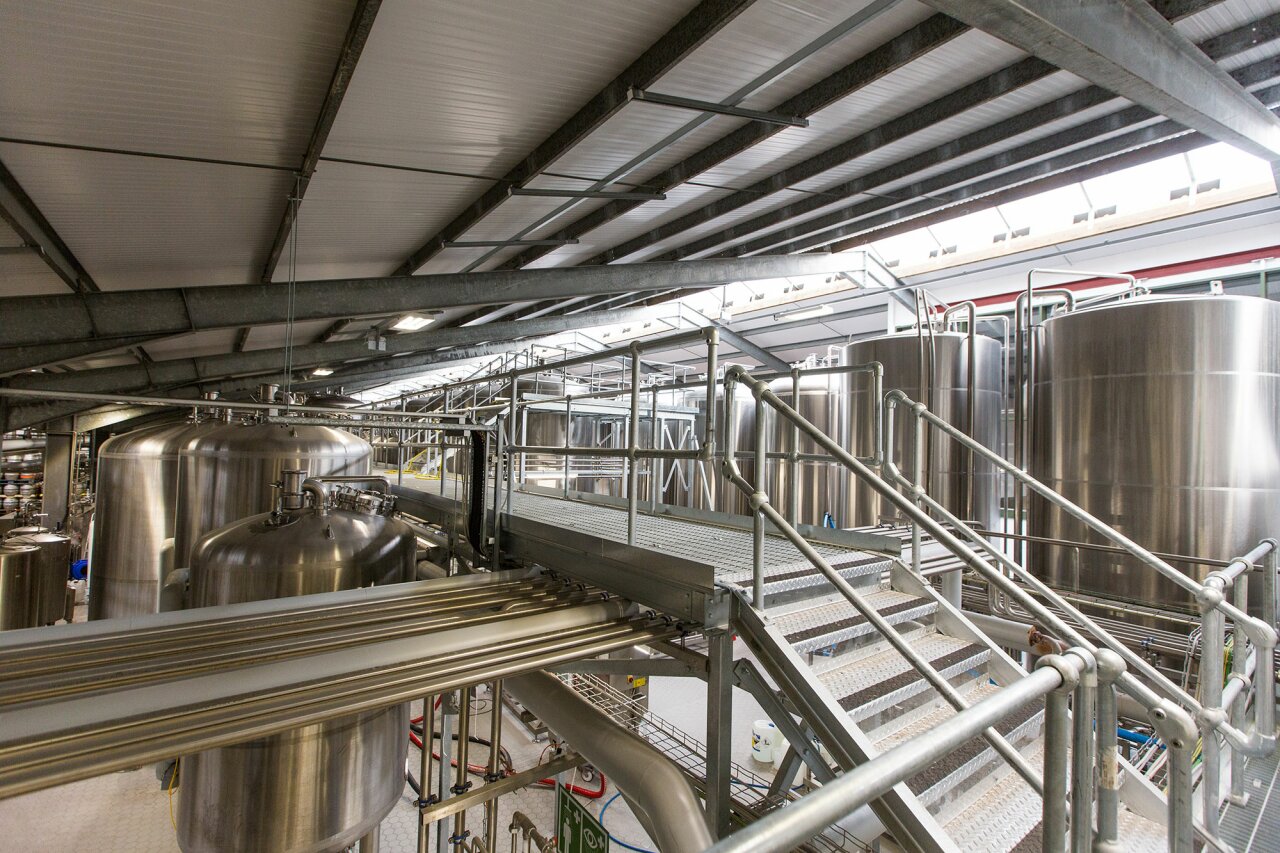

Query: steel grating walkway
(486, 488), (895, 597)
(1219, 737), (1280, 852)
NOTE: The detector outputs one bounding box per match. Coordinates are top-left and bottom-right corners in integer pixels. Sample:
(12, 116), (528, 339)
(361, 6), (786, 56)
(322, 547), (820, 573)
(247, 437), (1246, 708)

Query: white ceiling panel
(0, 0), (353, 165)
(273, 158), (494, 282)
(0, 142), (293, 290)
(141, 328), (240, 359)
(0, 250), (71, 296)
(320, 0), (700, 177)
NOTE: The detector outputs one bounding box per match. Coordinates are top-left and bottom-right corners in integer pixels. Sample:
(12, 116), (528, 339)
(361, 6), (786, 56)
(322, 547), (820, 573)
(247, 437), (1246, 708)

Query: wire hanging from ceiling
(282, 174), (301, 404)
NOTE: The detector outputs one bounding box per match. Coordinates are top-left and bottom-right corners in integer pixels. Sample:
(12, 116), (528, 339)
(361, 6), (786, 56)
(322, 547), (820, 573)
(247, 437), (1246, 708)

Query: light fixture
(773, 303), (833, 322)
(312, 367), (334, 376)
(393, 314), (435, 331)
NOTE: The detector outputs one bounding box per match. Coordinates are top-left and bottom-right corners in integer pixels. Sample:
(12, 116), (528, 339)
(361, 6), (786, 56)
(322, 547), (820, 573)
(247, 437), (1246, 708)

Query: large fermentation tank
(842, 332), (1002, 529)
(4, 528), (69, 624)
(1029, 294), (1280, 613)
(0, 544), (39, 630)
(684, 387), (756, 516)
(176, 485), (414, 853)
(762, 374), (846, 526)
(89, 421), (221, 620)
(173, 422), (371, 570)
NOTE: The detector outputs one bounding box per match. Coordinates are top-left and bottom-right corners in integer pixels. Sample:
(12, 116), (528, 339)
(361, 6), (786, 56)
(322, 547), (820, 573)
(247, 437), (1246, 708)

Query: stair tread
(817, 633), (989, 718)
(774, 589), (937, 649)
(760, 554), (892, 594)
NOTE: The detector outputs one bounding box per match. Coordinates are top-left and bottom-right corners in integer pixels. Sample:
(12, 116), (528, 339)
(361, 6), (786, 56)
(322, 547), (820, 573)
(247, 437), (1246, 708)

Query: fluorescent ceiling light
(393, 314), (435, 331)
(312, 367), (334, 376)
(773, 303), (833, 322)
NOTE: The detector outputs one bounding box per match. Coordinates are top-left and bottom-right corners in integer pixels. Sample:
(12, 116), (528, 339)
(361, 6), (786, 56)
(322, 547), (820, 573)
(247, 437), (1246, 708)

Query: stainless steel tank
(841, 332), (1002, 529)
(89, 421), (222, 620)
(173, 422), (371, 570)
(177, 485), (414, 853)
(763, 373), (846, 526)
(3, 528), (69, 625)
(684, 387), (756, 516)
(1029, 294), (1280, 614)
(0, 544), (40, 630)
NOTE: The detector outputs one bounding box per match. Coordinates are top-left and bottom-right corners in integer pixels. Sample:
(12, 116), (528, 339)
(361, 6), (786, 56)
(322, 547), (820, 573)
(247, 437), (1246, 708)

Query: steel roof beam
(258, 0), (383, 284)
(488, 13), (969, 275)
(709, 321), (790, 373)
(750, 73), (1280, 256)
(394, 0), (755, 276)
(575, 0), (1227, 270)
(0, 159), (98, 294)
(285, 342), (532, 393)
(8, 307), (662, 396)
(921, 0), (1280, 161)
(628, 87), (809, 127)
(0, 255), (857, 355)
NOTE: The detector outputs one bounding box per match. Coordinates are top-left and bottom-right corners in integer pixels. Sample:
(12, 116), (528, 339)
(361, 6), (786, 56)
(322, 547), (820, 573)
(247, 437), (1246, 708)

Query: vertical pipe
(436, 701), (454, 853)
(1230, 576), (1248, 804)
(1201, 601), (1225, 835)
(1094, 651), (1124, 853)
(1042, 688), (1071, 853)
(911, 410), (925, 579)
(453, 687), (474, 847)
(1163, 719), (1197, 853)
(398, 398), (407, 489)
(627, 347), (641, 545)
(418, 694), (437, 853)
(359, 824), (380, 853)
(1013, 291), (1026, 566)
(706, 631), (734, 839)
(505, 378), (516, 517)
(704, 328), (719, 456)
(485, 681), (504, 853)
(753, 395), (766, 610)
(1069, 653), (1096, 853)
(788, 368), (800, 526)
(492, 419), (504, 567)
(1259, 546), (1278, 740)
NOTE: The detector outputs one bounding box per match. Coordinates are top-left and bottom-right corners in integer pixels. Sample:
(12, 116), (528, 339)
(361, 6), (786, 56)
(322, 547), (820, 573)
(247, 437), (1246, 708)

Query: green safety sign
(557, 782), (609, 853)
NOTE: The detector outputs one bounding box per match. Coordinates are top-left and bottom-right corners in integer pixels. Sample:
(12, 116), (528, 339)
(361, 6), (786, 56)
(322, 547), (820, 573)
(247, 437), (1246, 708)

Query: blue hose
(598, 792), (656, 853)
(1117, 727), (1160, 748)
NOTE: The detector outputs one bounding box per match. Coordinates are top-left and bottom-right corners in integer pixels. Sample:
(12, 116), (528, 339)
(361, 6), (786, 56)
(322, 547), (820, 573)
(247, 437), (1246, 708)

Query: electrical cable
(598, 792), (655, 853)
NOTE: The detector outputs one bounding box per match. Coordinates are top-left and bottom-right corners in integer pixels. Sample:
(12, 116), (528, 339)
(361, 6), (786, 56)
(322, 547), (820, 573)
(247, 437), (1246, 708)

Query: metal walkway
(1220, 746), (1280, 852)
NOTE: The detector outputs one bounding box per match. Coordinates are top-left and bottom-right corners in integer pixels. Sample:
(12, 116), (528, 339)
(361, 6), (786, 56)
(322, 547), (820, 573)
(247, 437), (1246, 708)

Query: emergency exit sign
(557, 783), (609, 853)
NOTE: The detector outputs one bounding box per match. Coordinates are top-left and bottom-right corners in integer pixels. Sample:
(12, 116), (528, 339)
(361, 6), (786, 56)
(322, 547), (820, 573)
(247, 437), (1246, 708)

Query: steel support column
(705, 629), (734, 839)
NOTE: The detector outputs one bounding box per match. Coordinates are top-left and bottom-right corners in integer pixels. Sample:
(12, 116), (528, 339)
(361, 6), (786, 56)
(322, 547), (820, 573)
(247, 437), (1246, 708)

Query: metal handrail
(708, 651), (1094, 853)
(720, 364), (1202, 851)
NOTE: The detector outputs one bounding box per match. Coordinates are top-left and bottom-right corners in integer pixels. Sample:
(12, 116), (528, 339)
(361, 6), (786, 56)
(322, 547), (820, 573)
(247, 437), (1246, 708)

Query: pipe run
(504, 671), (714, 853)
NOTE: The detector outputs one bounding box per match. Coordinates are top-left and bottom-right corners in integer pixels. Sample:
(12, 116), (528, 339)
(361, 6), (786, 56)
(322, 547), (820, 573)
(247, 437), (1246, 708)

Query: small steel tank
(89, 420), (222, 620)
(841, 332), (1002, 529)
(1029, 294), (1280, 613)
(173, 422), (371, 570)
(4, 528), (69, 625)
(763, 373), (846, 526)
(176, 477), (414, 853)
(0, 544), (40, 630)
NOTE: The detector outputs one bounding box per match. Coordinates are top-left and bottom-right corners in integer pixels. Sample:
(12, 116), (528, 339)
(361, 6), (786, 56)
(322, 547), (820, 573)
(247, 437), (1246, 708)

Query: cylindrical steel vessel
(0, 544), (40, 630)
(89, 421), (222, 620)
(4, 529), (69, 624)
(763, 373), (846, 526)
(177, 497), (414, 853)
(173, 423), (371, 570)
(1029, 294), (1280, 613)
(841, 332), (1002, 529)
(685, 388), (755, 516)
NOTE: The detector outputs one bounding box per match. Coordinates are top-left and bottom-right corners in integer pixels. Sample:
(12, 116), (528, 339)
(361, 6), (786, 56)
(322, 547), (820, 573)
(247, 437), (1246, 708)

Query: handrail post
(910, 403), (926, 579)
(788, 367), (800, 526)
(1149, 700), (1199, 853)
(753, 392), (767, 611)
(627, 344), (640, 545)
(1093, 650), (1126, 853)
(563, 396), (572, 498)
(650, 390), (660, 512)
(1038, 653), (1083, 853)
(1229, 574), (1249, 805)
(1069, 648), (1097, 853)
(1198, 576), (1227, 835)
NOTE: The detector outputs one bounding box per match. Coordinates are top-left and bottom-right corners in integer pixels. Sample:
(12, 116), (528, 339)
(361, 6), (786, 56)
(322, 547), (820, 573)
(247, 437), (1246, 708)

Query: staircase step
(760, 553), (892, 600)
(774, 589), (938, 655)
(941, 748), (1046, 853)
(817, 632), (990, 724)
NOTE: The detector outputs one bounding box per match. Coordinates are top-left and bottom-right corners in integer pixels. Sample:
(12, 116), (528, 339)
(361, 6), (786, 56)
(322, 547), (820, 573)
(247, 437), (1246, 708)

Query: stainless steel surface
(176, 499), (415, 853)
(685, 387), (755, 515)
(0, 545), (39, 630)
(3, 529), (68, 625)
(89, 421), (222, 620)
(763, 373), (844, 526)
(842, 332), (1002, 529)
(173, 421), (371, 570)
(1030, 294), (1280, 614)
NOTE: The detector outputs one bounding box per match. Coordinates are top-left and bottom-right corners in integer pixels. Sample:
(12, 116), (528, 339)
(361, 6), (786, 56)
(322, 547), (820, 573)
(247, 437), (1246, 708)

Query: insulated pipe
(505, 671), (714, 853)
